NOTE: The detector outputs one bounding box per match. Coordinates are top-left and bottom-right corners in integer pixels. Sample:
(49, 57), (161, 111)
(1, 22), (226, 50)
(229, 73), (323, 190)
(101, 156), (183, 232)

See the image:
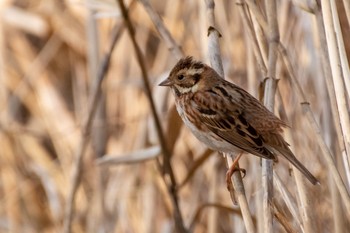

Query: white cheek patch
(175, 83), (199, 94)
(175, 84), (192, 93)
(191, 83), (199, 92)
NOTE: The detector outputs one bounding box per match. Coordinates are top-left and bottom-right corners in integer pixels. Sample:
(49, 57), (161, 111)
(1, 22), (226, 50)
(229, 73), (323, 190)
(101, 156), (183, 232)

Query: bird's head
(159, 56), (208, 96)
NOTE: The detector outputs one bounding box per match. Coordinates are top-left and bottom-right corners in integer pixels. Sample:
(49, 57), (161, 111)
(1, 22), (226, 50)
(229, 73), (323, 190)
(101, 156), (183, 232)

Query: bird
(159, 56), (319, 186)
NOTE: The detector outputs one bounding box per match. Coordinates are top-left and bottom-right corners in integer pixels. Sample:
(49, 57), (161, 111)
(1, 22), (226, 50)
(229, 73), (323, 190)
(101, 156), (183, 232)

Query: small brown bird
(159, 56), (319, 185)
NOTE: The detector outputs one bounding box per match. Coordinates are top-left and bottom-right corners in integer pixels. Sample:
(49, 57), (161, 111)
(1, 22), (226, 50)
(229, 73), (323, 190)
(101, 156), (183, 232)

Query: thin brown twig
(273, 171), (303, 230)
(177, 149), (213, 190)
(272, 201), (298, 233)
(244, 0), (268, 31)
(62, 14), (130, 233)
(189, 202), (255, 231)
(116, 0), (187, 232)
(139, 0), (183, 59)
(238, 2), (267, 76)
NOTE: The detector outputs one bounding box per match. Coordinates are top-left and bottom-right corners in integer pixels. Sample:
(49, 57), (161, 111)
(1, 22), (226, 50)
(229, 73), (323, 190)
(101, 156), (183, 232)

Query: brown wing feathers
(193, 90), (277, 160)
(195, 85), (319, 185)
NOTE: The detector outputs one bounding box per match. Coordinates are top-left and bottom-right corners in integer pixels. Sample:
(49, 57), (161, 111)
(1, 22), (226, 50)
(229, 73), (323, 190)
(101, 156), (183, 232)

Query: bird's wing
(191, 90), (276, 160)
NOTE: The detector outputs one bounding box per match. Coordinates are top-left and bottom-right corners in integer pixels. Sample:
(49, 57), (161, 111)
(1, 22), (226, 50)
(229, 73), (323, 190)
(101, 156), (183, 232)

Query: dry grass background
(0, 0), (349, 232)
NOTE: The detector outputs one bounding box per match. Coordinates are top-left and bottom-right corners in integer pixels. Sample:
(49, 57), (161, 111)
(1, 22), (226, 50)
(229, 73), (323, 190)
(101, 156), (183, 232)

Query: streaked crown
(159, 56), (206, 95)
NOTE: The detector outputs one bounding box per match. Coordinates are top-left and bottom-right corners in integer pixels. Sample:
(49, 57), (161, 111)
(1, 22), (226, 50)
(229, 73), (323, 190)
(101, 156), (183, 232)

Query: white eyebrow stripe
(185, 68), (204, 76)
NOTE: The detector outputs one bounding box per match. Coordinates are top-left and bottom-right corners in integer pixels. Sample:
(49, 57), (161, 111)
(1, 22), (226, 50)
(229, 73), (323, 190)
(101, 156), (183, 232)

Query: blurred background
(0, 0), (349, 232)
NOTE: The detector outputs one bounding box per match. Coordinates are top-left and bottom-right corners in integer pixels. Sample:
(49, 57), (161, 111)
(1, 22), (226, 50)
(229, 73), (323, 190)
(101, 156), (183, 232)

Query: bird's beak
(158, 77), (173, 86)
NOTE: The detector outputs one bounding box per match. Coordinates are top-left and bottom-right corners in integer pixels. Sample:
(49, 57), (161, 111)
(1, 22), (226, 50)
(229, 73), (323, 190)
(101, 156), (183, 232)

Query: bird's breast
(174, 95), (240, 153)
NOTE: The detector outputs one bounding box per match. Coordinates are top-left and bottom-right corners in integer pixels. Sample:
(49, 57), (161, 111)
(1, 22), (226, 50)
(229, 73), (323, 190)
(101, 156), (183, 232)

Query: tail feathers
(265, 133), (319, 185)
(273, 145), (320, 185)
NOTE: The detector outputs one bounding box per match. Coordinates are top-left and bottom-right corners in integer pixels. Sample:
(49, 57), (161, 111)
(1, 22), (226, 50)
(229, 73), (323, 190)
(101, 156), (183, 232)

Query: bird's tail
(269, 134), (320, 185)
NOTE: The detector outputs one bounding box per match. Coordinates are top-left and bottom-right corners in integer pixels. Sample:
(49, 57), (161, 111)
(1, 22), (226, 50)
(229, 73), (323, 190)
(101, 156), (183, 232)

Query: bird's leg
(226, 152), (245, 190)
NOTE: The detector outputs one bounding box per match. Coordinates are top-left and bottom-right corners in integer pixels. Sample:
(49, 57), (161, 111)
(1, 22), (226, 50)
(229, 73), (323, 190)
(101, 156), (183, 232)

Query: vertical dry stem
(278, 44), (350, 216)
(86, 9), (108, 233)
(262, 0), (279, 232)
(313, 4), (349, 185)
(116, 0), (187, 232)
(240, 0), (350, 221)
(321, 0), (350, 172)
(205, 0), (255, 232)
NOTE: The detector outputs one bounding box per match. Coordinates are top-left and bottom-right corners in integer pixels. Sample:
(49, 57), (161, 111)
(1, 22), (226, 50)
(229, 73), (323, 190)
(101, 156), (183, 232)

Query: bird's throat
(173, 83), (199, 96)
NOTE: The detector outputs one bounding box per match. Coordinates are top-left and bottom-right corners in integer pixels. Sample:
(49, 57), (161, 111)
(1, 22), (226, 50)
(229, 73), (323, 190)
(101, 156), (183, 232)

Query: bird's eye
(177, 75), (184, 80)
